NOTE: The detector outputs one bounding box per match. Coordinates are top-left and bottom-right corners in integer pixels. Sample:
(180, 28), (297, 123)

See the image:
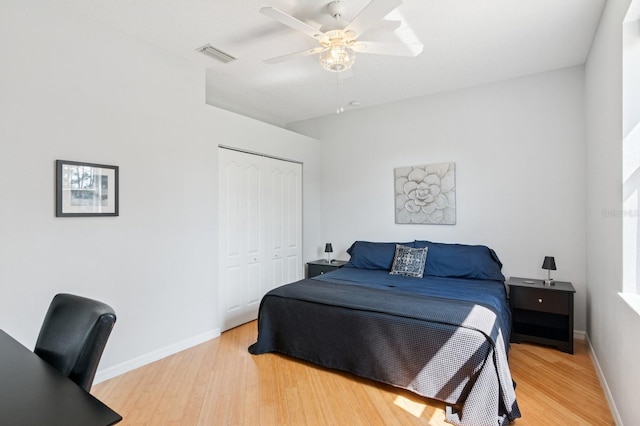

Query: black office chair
(34, 293), (116, 392)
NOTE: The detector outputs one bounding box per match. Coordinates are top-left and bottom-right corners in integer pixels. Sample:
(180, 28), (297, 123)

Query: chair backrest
(34, 293), (116, 392)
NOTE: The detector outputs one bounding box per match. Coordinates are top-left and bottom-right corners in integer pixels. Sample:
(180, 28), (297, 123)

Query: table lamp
(325, 243), (333, 263)
(542, 256), (556, 286)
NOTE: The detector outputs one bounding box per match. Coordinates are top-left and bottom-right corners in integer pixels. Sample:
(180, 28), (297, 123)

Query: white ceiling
(56, 0), (606, 127)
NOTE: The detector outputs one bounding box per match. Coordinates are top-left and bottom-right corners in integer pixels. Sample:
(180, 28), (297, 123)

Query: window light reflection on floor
(393, 395), (426, 417)
(393, 394), (446, 425)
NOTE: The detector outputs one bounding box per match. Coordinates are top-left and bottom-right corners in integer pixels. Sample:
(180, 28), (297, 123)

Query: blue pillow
(346, 241), (415, 270)
(390, 245), (428, 278)
(414, 240), (505, 281)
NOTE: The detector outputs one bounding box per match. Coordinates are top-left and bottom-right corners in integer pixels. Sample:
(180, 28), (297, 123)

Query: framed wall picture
(394, 162), (456, 225)
(56, 160), (119, 217)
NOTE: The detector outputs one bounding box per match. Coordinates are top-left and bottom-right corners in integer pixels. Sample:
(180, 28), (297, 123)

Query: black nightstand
(306, 259), (348, 278)
(508, 277), (575, 354)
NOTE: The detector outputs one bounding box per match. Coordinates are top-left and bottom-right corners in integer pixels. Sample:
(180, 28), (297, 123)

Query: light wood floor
(92, 321), (614, 425)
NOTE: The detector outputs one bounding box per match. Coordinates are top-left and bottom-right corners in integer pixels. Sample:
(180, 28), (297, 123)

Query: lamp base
(544, 279), (555, 286)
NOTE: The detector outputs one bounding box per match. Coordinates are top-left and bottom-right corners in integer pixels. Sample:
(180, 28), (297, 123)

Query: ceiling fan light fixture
(320, 43), (355, 72)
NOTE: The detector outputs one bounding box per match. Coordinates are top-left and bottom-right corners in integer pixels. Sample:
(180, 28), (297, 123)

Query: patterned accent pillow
(390, 244), (428, 278)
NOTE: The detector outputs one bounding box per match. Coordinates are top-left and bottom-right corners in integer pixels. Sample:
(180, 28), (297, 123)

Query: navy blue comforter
(249, 267), (520, 425)
(315, 266), (512, 350)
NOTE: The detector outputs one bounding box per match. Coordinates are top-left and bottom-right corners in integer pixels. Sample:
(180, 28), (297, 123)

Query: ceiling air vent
(196, 44), (237, 63)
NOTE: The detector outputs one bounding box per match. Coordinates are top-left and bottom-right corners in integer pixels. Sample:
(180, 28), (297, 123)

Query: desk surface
(0, 329), (122, 426)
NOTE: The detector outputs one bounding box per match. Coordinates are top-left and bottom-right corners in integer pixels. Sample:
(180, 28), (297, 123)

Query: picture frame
(394, 162), (456, 225)
(56, 160), (119, 217)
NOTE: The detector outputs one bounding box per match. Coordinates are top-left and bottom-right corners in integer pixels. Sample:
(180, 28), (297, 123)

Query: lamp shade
(542, 256), (556, 271)
(324, 243), (333, 253)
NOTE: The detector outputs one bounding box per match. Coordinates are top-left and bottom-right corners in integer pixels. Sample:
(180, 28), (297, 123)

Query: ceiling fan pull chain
(336, 75), (345, 114)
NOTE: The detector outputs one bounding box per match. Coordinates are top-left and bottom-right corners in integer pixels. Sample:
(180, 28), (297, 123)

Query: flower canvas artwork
(394, 162), (456, 225)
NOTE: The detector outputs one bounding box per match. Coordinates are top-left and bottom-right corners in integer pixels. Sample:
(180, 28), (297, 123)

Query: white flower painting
(394, 162), (456, 225)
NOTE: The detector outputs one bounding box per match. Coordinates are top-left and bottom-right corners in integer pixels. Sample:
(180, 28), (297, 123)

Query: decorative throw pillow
(414, 240), (505, 281)
(345, 240), (415, 270)
(390, 245), (428, 278)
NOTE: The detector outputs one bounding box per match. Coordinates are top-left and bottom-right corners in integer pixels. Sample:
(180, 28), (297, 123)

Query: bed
(248, 240), (521, 425)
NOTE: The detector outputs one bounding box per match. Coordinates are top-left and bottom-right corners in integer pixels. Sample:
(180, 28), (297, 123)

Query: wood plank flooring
(92, 321), (614, 425)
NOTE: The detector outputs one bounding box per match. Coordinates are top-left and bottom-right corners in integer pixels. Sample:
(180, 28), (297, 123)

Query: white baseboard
(93, 328), (221, 385)
(574, 329), (586, 340)
(585, 333), (623, 426)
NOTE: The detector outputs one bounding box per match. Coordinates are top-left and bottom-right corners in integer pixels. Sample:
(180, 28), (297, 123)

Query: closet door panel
(219, 149), (263, 329)
(219, 148), (302, 331)
(267, 161), (284, 294)
(266, 158), (302, 290)
(224, 266), (241, 312)
(282, 164), (303, 283)
(246, 164), (262, 261)
(245, 162), (264, 307)
(220, 157), (243, 321)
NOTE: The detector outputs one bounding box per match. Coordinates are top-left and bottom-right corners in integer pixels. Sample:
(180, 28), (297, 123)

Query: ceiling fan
(260, 0), (423, 73)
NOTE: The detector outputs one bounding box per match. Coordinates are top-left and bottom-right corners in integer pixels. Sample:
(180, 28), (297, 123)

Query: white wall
(0, 0), (321, 380)
(585, 0), (640, 423)
(289, 67), (588, 331)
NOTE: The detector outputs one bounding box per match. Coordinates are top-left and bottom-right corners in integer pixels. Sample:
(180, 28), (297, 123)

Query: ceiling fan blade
(353, 41), (423, 57)
(260, 7), (326, 42)
(344, 0), (403, 38)
(264, 47), (323, 64)
(372, 20), (402, 33)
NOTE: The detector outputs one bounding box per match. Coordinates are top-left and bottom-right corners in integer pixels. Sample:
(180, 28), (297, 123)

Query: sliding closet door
(218, 148), (302, 331)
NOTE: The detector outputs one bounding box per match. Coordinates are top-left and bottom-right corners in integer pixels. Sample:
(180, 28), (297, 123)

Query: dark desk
(0, 329), (122, 426)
